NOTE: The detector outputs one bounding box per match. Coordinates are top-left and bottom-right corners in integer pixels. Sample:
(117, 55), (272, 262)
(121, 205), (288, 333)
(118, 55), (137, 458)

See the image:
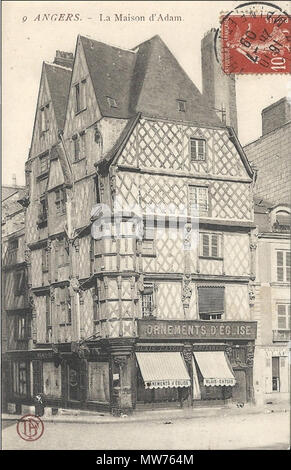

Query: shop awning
(136, 352), (191, 389)
(194, 351), (236, 387)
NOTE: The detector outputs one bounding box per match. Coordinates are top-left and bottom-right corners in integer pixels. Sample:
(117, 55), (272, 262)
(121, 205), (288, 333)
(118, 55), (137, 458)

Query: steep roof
(80, 34), (222, 127)
(80, 36), (136, 119)
(2, 185), (25, 201)
(44, 63), (72, 130)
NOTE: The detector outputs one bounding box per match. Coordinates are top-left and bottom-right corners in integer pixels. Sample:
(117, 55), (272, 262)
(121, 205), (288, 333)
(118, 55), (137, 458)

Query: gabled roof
(80, 36), (136, 119)
(44, 63), (72, 131)
(80, 34), (222, 127)
(131, 35), (222, 126)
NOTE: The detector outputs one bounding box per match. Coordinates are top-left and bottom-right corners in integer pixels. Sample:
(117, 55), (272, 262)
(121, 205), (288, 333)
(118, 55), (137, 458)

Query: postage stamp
(221, 14), (291, 74)
(16, 415), (44, 441)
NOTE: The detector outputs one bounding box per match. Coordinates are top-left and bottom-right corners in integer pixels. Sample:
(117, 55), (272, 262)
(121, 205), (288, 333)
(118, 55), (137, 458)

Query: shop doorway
(232, 369), (247, 403)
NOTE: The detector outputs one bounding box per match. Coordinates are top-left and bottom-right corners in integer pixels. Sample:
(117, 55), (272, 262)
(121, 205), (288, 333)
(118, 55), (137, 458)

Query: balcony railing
(273, 330), (290, 342)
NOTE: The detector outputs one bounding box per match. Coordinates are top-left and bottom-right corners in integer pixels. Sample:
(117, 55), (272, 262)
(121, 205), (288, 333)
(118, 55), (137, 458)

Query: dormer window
(55, 188), (66, 215)
(75, 79), (86, 114)
(72, 132), (86, 162)
(177, 100), (186, 112)
(107, 97), (117, 108)
(273, 210), (290, 232)
(40, 104), (50, 133)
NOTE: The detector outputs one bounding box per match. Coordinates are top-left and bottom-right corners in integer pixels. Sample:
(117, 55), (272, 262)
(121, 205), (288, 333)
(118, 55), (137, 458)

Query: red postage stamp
(221, 14), (291, 74)
(16, 414), (44, 441)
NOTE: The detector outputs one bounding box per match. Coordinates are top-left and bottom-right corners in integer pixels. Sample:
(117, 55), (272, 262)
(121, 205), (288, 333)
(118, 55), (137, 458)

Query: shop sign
(138, 320), (257, 340)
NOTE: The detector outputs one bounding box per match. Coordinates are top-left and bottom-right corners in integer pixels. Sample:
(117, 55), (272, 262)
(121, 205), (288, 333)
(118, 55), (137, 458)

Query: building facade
(252, 200), (290, 405)
(4, 35), (257, 415)
(244, 99), (291, 406)
(2, 184), (29, 413)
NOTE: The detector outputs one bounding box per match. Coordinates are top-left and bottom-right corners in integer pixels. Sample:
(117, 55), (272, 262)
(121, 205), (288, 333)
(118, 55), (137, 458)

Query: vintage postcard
(1, 0), (290, 453)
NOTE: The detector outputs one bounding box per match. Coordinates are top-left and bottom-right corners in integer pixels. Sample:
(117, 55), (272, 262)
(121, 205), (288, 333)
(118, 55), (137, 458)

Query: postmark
(214, 1), (291, 74)
(16, 414), (44, 441)
(222, 14), (290, 74)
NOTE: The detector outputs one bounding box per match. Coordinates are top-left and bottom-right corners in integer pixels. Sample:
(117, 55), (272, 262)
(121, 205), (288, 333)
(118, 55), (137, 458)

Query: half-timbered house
(5, 35), (257, 415)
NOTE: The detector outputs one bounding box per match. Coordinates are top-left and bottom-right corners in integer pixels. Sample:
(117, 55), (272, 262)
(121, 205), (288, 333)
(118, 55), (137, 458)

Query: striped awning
(194, 351), (236, 387)
(136, 352), (191, 389)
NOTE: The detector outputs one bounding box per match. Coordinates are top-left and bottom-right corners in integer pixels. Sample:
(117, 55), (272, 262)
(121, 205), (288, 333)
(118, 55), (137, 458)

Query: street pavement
(2, 409), (290, 450)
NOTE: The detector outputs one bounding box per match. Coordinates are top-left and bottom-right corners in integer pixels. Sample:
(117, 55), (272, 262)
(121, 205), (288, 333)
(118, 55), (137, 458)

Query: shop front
(4, 320), (257, 415)
(133, 320), (257, 409)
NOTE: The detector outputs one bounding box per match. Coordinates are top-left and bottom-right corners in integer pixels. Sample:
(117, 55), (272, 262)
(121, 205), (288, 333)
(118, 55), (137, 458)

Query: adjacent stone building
(244, 99), (290, 406)
(244, 97), (291, 206)
(4, 35), (257, 415)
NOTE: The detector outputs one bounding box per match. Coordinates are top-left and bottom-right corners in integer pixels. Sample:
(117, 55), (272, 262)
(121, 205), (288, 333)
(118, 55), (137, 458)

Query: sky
(2, 0), (290, 186)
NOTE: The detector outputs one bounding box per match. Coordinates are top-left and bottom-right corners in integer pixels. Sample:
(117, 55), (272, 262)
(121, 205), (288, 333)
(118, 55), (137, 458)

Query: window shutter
(198, 287), (225, 315)
(277, 251), (284, 281)
(278, 304), (287, 329)
(202, 234), (209, 257)
(46, 295), (51, 327)
(286, 252), (290, 282)
(211, 235), (218, 257)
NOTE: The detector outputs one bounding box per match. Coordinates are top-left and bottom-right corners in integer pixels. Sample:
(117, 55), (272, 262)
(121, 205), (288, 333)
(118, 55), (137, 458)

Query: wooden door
(232, 369), (247, 403)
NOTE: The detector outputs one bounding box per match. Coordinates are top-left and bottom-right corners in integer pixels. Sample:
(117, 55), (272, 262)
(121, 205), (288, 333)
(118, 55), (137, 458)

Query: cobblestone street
(2, 410), (290, 450)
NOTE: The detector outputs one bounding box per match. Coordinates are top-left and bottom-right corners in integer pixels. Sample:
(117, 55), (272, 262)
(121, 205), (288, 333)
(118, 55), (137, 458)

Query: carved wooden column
(109, 339), (135, 416)
(246, 342), (255, 403)
(182, 344), (193, 407)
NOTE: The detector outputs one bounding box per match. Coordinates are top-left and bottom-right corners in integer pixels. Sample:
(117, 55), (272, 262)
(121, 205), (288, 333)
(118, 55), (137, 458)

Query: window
(55, 188), (66, 215)
(142, 285), (155, 317)
(93, 287), (99, 322)
(13, 362), (27, 396)
(7, 239), (18, 264)
(15, 270), (25, 296)
(142, 227), (155, 256)
(75, 80), (86, 113)
(72, 132), (86, 162)
(40, 104), (50, 133)
(189, 185), (209, 216)
(272, 357), (280, 392)
(42, 247), (49, 272)
(88, 362), (110, 402)
(277, 304), (290, 330)
(190, 138), (206, 161)
(15, 315), (28, 340)
(39, 153), (49, 174)
(107, 96), (117, 108)
(273, 211), (290, 232)
(58, 287), (71, 324)
(177, 100), (186, 112)
(56, 238), (69, 267)
(46, 295), (52, 342)
(68, 366), (79, 401)
(198, 286), (224, 320)
(276, 251), (290, 282)
(200, 233), (222, 258)
(43, 362), (61, 397)
(38, 197), (48, 225)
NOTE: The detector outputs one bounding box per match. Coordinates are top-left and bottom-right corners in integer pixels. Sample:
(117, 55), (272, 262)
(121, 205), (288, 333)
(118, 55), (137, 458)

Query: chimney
(12, 174), (17, 187)
(53, 50), (74, 69)
(201, 29), (238, 135)
(261, 97), (291, 135)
